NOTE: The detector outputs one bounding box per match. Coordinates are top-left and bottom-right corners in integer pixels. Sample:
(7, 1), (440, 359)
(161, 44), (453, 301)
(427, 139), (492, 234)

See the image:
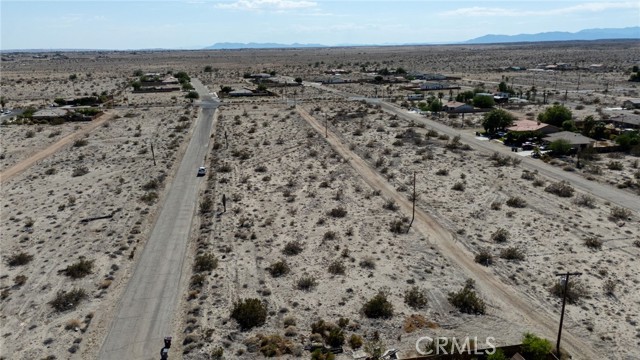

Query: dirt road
(99, 80), (218, 360)
(0, 112), (111, 183)
(297, 106), (600, 359)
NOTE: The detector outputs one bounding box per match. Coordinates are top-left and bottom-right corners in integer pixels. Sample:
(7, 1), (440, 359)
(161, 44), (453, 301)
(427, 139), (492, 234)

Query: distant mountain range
(202, 27), (639, 50)
(464, 27), (639, 44)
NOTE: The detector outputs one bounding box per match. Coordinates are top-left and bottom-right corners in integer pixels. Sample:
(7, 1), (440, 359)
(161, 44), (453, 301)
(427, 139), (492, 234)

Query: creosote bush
(404, 286), (428, 309)
(584, 237), (603, 250)
(282, 241), (303, 255)
(609, 206), (632, 221)
(7, 252), (33, 266)
(231, 298), (267, 330)
(267, 259), (290, 277)
(327, 260), (346, 275)
(549, 279), (588, 304)
(500, 247), (525, 261)
(296, 276), (317, 291)
(573, 194), (596, 208)
(491, 228), (509, 243)
(72, 166), (89, 177)
(474, 248), (493, 266)
(193, 253), (218, 272)
(544, 181), (574, 197)
(506, 196), (526, 208)
(448, 279), (486, 315)
(62, 259), (94, 279)
(50, 288), (87, 312)
(361, 291), (394, 319)
(328, 207), (347, 218)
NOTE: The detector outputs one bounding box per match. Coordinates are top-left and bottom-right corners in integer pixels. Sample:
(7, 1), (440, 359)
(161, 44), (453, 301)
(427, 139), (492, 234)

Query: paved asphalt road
(99, 79), (218, 360)
(305, 82), (640, 213)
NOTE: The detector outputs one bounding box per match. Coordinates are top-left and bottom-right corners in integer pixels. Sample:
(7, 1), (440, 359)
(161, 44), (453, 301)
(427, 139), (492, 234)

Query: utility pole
(406, 172), (416, 233)
(555, 272), (582, 357)
(150, 142), (156, 166)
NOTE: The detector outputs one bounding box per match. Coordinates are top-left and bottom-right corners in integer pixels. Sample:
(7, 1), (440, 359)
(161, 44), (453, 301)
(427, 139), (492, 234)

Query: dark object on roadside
(164, 336), (172, 349)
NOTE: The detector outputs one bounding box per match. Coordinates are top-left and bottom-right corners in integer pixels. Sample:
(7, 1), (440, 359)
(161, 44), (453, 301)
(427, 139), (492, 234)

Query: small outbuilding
(508, 120), (559, 135)
(443, 101), (474, 113)
(622, 99), (640, 109)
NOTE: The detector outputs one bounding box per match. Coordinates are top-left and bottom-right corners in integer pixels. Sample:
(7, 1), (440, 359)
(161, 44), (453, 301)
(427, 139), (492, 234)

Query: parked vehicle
(197, 167), (206, 176)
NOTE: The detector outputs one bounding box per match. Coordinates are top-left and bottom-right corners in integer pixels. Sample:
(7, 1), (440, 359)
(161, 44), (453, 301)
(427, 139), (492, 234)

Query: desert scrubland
(1, 40), (639, 360)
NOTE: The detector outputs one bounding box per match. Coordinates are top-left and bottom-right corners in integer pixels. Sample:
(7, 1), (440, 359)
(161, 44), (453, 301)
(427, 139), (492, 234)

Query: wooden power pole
(406, 172), (416, 233)
(555, 271), (582, 357)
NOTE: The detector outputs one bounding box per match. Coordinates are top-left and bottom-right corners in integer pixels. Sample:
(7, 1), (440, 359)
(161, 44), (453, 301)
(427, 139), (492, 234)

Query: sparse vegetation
(62, 259), (94, 279)
(50, 288), (87, 312)
(500, 247), (525, 261)
(544, 181), (574, 197)
(267, 259), (290, 277)
(7, 252), (33, 266)
(506, 196), (527, 208)
(231, 298), (267, 330)
(361, 291), (394, 319)
(404, 286), (428, 309)
(550, 279), (588, 304)
(282, 241), (303, 255)
(193, 253), (218, 272)
(491, 228), (510, 243)
(448, 279), (486, 314)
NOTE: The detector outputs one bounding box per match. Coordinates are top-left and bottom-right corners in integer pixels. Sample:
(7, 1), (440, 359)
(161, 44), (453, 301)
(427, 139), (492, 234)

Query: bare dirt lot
(1, 41), (639, 360)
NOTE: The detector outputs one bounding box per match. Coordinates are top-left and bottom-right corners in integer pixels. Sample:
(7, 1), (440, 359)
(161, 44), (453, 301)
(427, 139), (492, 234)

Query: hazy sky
(1, 0), (638, 50)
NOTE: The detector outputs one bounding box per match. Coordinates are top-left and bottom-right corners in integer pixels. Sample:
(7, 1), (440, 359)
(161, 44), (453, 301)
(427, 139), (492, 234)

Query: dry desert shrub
(491, 228), (510, 243)
(193, 253), (218, 272)
(544, 181), (575, 197)
(231, 298), (267, 330)
(451, 181), (465, 191)
(603, 279), (617, 296)
(73, 139), (88, 147)
(550, 279), (588, 304)
(328, 207), (347, 218)
(506, 196), (527, 208)
(140, 191), (158, 204)
(609, 206), (632, 221)
(349, 334), (364, 349)
(327, 260), (346, 275)
(14, 275), (28, 286)
(50, 288), (87, 312)
(71, 166), (89, 177)
(255, 334), (295, 357)
(267, 259), (290, 277)
(6, 252), (33, 266)
(573, 194), (596, 208)
(404, 286), (428, 309)
(359, 257), (376, 269)
(62, 259), (94, 279)
(490, 201), (502, 210)
(584, 237), (603, 250)
(361, 291), (394, 319)
(448, 279), (486, 315)
(311, 320), (345, 347)
(296, 276), (317, 291)
(500, 247), (525, 261)
(520, 170), (536, 180)
(189, 274), (206, 289)
(282, 241), (303, 256)
(383, 199), (398, 211)
(474, 248), (493, 266)
(65, 319), (82, 330)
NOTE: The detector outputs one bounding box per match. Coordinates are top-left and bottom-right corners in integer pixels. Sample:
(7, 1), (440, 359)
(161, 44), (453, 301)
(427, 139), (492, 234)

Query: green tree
(615, 131), (640, 151)
(429, 99), (443, 113)
(0, 96), (6, 110)
(473, 94), (495, 108)
(521, 333), (552, 360)
(456, 90), (475, 102)
(69, 74), (78, 81)
(185, 91), (199, 100)
(549, 139), (573, 155)
(498, 81), (508, 92)
(561, 120), (577, 132)
(204, 65), (213, 72)
(487, 349), (507, 360)
(481, 109), (516, 134)
(537, 104), (572, 127)
(581, 115), (595, 137)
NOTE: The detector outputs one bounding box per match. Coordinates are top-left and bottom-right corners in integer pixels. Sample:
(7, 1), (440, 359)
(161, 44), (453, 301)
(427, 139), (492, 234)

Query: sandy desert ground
(1, 40), (639, 360)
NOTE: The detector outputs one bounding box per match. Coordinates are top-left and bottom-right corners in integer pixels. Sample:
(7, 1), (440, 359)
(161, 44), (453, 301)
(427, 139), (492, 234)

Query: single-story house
(443, 101), (474, 113)
(622, 99), (640, 109)
(420, 82), (444, 90)
(228, 89), (255, 97)
(407, 93), (424, 101)
(32, 108), (68, 120)
(544, 131), (595, 149)
(607, 112), (640, 129)
(508, 120), (559, 135)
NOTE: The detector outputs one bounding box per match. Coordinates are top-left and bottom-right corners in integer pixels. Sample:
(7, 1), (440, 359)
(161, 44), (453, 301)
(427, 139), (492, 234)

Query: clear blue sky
(1, 1), (638, 50)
